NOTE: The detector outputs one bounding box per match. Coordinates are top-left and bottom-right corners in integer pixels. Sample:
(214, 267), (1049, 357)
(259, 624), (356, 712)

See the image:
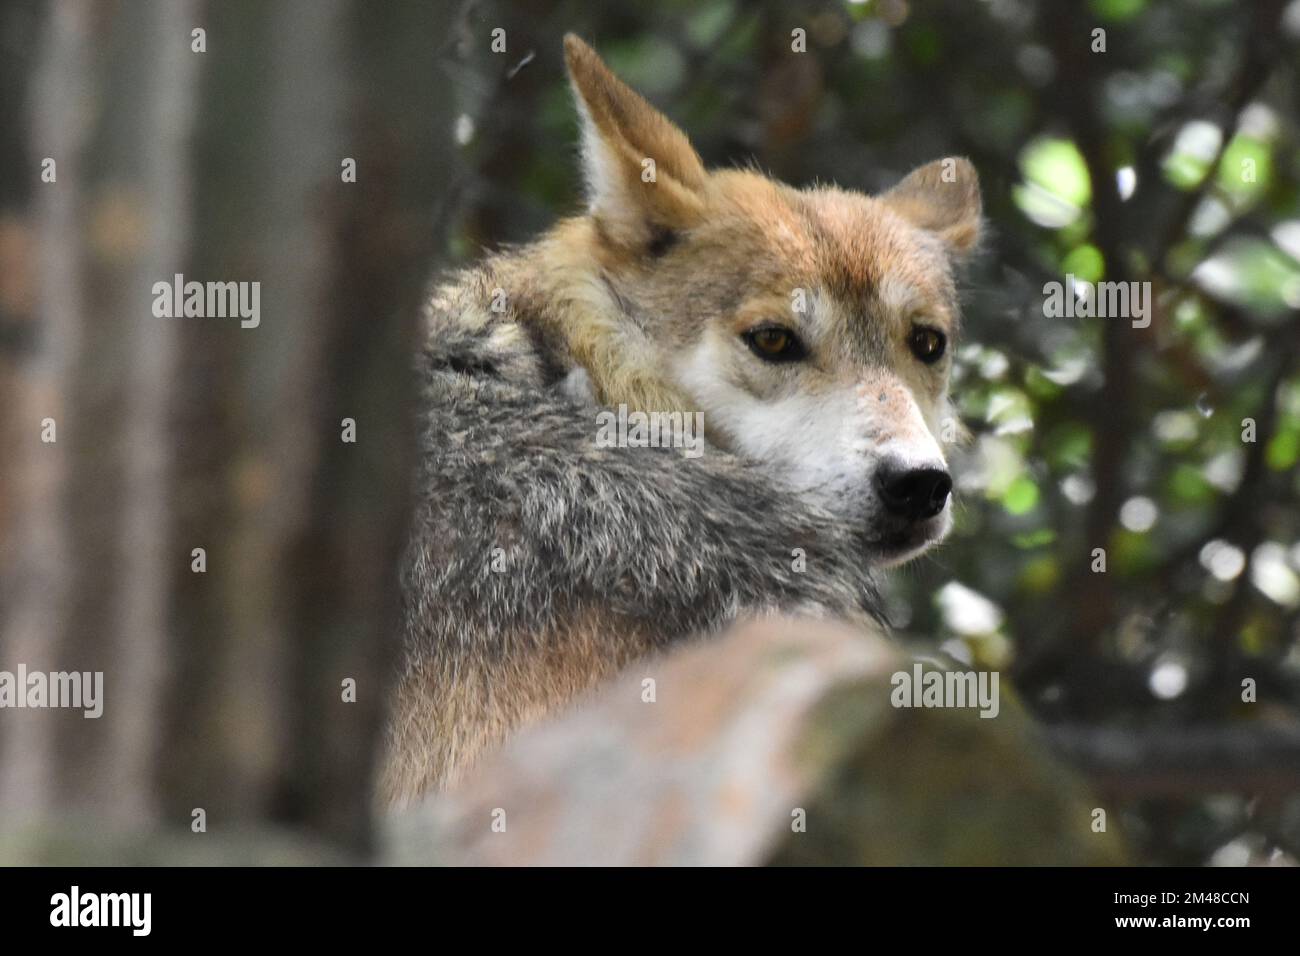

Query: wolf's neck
(507, 219), (699, 416)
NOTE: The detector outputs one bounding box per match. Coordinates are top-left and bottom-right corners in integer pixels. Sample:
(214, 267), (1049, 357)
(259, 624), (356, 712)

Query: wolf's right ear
(564, 34), (707, 246)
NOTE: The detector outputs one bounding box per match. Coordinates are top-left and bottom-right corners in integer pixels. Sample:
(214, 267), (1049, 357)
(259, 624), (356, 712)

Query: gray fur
(406, 268), (884, 647)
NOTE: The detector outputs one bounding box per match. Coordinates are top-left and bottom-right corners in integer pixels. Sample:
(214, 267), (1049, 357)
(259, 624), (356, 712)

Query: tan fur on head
(561, 41), (978, 556)
(534, 38), (981, 554)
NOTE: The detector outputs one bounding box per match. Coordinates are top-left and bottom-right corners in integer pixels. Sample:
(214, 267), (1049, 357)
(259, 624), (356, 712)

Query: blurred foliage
(435, 0), (1300, 863)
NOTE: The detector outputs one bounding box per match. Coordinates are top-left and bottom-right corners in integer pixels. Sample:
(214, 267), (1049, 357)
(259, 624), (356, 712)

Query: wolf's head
(557, 35), (981, 566)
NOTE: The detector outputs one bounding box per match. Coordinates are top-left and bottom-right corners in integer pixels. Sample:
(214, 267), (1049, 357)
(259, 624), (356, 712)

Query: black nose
(877, 465), (952, 520)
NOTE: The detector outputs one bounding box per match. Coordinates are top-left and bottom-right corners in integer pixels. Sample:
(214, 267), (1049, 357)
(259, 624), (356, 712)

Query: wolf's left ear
(881, 157), (982, 258)
(564, 34), (707, 246)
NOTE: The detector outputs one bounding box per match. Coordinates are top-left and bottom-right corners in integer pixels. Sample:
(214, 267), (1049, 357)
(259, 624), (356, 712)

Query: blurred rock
(386, 616), (1126, 865)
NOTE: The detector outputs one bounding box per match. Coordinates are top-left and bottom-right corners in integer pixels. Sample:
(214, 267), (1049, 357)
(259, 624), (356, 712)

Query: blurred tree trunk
(0, 0), (452, 862)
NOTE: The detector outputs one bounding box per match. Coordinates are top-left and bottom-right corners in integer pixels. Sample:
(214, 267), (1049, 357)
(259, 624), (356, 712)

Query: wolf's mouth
(868, 511), (951, 567)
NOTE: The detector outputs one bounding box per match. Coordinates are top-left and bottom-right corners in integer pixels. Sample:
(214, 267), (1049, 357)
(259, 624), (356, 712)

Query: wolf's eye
(743, 326), (806, 363)
(908, 326), (946, 364)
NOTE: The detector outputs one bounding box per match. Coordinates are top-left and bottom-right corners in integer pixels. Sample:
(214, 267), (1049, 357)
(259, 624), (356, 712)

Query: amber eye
(909, 326), (947, 364)
(743, 326), (806, 363)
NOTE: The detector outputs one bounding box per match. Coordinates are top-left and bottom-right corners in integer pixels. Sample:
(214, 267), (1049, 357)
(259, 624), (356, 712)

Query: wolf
(381, 35), (981, 805)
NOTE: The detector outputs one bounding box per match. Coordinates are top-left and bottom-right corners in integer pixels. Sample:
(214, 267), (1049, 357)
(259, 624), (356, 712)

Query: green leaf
(1013, 528), (1057, 549)
(1217, 135), (1271, 198)
(1061, 243), (1105, 282)
(1020, 138), (1092, 207)
(1266, 428), (1300, 471)
(1089, 0), (1146, 21)
(1002, 476), (1040, 515)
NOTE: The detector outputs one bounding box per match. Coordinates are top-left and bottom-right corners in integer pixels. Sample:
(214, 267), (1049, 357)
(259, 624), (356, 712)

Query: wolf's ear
(881, 158), (982, 257)
(564, 34), (707, 246)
